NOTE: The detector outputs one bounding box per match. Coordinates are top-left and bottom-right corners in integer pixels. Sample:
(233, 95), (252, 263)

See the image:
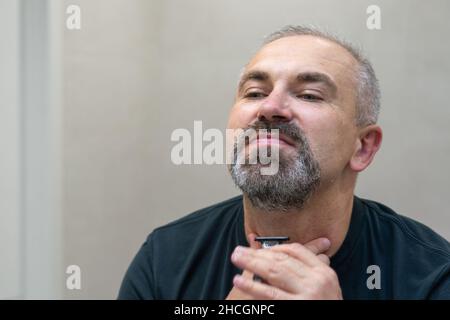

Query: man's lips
(250, 133), (296, 148)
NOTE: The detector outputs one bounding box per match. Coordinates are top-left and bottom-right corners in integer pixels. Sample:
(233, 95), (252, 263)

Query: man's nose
(256, 90), (293, 122)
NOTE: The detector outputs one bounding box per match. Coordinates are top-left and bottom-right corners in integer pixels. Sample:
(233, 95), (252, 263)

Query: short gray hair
(263, 25), (380, 126)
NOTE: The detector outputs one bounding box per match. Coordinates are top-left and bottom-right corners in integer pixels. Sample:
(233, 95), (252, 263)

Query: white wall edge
(20, 0), (63, 299)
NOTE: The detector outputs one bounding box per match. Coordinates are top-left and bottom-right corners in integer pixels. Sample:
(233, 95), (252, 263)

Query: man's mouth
(249, 132), (297, 148)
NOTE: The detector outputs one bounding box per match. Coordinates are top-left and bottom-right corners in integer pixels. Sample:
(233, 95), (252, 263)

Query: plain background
(1, 0), (449, 299)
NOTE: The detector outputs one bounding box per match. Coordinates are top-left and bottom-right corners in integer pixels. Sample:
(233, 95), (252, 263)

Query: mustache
(245, 120), (304, 146)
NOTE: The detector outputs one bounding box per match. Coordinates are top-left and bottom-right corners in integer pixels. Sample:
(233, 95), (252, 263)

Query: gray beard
(228, 122), (321, 212)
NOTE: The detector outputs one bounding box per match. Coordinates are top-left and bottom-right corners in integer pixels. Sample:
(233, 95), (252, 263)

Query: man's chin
(238, 158), (292, 173)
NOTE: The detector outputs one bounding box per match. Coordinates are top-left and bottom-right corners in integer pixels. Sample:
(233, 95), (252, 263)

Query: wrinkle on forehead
(246, 35), (358, 83)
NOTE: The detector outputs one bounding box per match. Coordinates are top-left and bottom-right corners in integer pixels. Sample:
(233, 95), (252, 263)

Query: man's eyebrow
(237, 70), (338, 96)
(296, 72), (337, 95)
(238, 70), (270, 92)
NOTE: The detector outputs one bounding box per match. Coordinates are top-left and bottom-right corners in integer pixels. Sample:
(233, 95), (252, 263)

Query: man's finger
(233, 274), (290, 300)
(241, 269), (253, 279)
(270, 242), (329, 267)
(317, 254), (330, 265)
(302, 237), (331, 256)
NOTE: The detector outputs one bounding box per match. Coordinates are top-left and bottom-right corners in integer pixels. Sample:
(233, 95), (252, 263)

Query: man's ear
(350, 124), (383, 172)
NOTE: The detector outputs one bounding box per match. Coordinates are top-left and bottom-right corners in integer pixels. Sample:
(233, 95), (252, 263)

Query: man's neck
(242, 183), (355, 257)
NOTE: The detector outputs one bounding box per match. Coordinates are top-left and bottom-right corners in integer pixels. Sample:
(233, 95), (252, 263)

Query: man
(118, 26), (450, 299)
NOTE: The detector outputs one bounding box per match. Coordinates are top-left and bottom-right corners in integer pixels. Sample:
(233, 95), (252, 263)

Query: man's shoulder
(357, 197), (450, 298)
(149, 194), (243, 241)
(359, 197), (450, 260)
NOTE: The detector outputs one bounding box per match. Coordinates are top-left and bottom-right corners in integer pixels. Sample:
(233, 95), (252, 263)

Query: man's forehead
(245, 35), (357, 77)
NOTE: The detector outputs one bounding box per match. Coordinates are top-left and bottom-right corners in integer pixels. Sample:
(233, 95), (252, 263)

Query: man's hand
(226, 233), (341, 300)
(225, 233), (261, 300)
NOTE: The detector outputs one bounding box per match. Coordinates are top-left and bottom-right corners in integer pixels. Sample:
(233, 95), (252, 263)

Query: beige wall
(62, 0), (450, 299)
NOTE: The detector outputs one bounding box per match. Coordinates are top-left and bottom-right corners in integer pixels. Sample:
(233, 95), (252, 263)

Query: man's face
(227, 35), (361, 211)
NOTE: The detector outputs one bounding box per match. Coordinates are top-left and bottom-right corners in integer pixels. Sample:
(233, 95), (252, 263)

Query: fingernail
(233, 275), (244, 285)
(232, 246), (242, 260)
(322, 238), (331, 247)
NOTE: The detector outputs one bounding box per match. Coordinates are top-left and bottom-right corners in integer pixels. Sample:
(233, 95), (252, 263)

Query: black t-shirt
(118, 195), (450, 299)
